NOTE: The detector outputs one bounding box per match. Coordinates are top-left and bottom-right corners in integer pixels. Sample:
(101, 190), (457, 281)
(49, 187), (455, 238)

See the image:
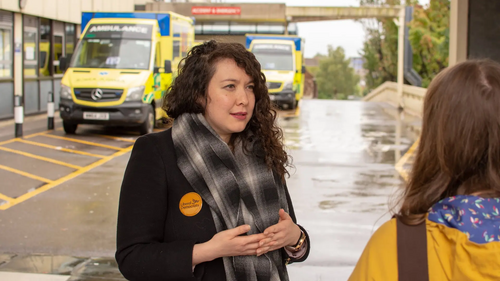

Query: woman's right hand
(192, 225), (269, 266)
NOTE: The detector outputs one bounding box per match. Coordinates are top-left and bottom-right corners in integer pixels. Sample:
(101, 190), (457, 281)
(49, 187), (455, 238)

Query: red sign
(191, 6), (241, 15)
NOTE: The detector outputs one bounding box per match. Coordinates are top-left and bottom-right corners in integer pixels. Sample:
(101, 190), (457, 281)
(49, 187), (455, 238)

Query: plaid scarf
(172, 113), (290, 281)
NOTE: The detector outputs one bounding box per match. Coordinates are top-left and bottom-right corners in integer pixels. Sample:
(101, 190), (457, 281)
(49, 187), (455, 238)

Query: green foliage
(360, 0), (450, 92)
(409, 0), (450, 87)
(314, 46), (360, 100)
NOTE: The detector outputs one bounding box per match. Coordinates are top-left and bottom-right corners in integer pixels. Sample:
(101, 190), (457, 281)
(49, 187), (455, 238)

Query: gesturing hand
(255, 209), (301, 256)
(193, 224), (268, 266)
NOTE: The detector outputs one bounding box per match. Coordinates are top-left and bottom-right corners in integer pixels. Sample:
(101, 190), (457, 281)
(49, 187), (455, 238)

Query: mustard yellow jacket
(349, 217), (500, 280)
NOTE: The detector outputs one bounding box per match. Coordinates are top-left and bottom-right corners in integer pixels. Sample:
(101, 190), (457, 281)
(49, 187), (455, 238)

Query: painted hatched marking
(0, 164), (53, 183)
(40, 134), (123, 150)
(0, 146), (82, 170)
(395, 139), (419, 181)
(16, 139), (106, 159)
(0, 146), (133, 210)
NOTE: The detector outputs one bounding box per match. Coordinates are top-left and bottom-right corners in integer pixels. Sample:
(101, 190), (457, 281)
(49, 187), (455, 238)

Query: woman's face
(204, 58), (256, 143)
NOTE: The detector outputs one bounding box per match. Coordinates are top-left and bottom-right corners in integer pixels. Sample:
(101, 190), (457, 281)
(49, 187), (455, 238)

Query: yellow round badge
(179, 192), (203, 217)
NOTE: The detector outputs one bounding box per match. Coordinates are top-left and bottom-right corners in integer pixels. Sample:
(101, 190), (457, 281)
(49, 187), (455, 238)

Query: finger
(279, 209), (292, 221)
(264, 225), (279, 235)
(229, 224), (251, 237)
(258, 237), (273, 247)
(244, 242), (260, 251)
(256, 246), (270, 256)
(239, 233), (267, 244)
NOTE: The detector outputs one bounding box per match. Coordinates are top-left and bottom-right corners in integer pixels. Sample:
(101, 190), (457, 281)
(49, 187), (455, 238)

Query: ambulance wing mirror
(302, 65), (306, 74)
(60, 56), (68, 72)
(164, 60), (172, 74)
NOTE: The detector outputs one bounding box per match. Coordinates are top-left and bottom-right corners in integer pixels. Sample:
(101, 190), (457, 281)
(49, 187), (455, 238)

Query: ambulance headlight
(60, 85), (72, 100)
(126, 86), (145, 102)
(283, 81), (294, 91)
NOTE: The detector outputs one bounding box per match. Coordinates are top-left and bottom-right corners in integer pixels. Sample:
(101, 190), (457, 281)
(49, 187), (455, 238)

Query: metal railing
(363, 81), (427, 117)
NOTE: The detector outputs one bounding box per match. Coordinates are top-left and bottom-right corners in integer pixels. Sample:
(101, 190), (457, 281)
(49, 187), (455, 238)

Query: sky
(227, 0), (430, 59)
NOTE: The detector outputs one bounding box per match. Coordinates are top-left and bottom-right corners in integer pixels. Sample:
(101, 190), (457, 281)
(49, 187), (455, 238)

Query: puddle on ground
(318, 200), (347, 210)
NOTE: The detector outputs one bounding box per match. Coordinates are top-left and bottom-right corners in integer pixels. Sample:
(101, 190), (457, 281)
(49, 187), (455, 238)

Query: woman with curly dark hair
(115, 40), (310, 281)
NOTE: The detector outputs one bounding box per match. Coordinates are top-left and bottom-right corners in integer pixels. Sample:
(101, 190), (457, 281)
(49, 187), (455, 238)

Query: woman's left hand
(256, 209), (302, 256)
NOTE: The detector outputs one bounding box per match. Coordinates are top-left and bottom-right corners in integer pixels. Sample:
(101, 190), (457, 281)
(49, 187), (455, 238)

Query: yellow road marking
(281, 106), (301, 118)
(55, 127), (138, 143)
(0, 164), (53, 183)
(40, 134), (123, 150)
(92, 134), (136, 143)
(21, 131), (53, 140)
(16, 139), (106, 159)
(0, 139), (16, 146)
(0, 145), (133, 210)
(0, 146), (82, 170)
(0, 130), (52, 146)
(395, 139), (420, 181)
(0, 192), (13, 203)
(294, 106), (301, 117)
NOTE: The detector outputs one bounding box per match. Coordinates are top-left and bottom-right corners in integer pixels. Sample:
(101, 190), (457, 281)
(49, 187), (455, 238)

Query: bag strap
(396, 216), (429, 281)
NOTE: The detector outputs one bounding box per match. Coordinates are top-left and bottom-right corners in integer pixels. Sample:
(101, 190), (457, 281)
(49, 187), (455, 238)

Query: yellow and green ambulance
(246, 34), (305, 110)
(59, 12), (194, 135)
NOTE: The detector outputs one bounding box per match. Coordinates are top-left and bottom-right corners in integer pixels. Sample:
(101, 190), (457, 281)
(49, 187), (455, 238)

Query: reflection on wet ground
(0, 99), (420, 280)
(281, 100), (418, 280)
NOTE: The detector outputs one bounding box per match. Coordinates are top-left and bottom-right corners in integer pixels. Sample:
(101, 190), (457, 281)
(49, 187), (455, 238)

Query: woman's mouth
(230, 112), (247, 120)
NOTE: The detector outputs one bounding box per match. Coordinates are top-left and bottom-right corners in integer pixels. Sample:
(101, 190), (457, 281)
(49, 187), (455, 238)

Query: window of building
(24, 15), (39, 77)
(256, 24), (285, 34)
(0, 11), (13, 79)
(229, 22), (256, 34)
(65, 24), (75, 60)
(39, 18), (51, 77)
(202, 22), (229, 35)
(53, 21), (65, 75)
(0, 29), (12, 78)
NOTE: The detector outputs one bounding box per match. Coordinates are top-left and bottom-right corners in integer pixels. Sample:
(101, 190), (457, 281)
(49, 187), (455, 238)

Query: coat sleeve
(282, 183), (310, 264)
(115, 135), (197, 281)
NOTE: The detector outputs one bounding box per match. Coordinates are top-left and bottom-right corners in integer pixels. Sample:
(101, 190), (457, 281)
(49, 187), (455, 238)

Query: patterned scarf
(172, 113), (289, 281)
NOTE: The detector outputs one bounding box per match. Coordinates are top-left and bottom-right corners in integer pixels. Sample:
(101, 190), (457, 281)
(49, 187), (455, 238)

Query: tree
(359, 0), (402, 94)
(409, 0), (450, 87)
(314, 46), (360, 100)
(359, 0), (449, 92)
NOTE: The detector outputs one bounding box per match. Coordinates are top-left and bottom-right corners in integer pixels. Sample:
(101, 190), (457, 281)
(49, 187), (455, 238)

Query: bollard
(47, 91), (54, 130)
(14, 95), (23, 138)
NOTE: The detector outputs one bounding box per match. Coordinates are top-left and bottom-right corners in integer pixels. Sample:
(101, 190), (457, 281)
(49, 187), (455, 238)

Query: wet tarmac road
(0, 99), (418, 280)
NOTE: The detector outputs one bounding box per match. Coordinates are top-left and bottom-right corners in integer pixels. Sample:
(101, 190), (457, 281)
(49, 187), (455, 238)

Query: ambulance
(59, 12), (194, 134)
(246, 34), (305, 110)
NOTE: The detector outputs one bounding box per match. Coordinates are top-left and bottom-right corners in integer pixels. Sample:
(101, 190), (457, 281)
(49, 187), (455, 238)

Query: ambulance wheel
(63, 121), (78, 134)
(139, 106), (154, 135)
(289, 101), (296, 110)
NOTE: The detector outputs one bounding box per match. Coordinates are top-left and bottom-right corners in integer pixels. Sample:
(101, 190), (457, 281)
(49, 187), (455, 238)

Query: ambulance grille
(266, 82), (282, 90)
(74, 88), (124, 102)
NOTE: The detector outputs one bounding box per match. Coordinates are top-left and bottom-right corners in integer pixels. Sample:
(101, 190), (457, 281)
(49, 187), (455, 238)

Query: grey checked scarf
(172, 113), (290, 281)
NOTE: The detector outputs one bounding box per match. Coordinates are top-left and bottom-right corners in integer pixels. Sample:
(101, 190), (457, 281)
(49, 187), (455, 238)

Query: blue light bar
(81, 12), (171, 36)
(246, 35), (302, 51)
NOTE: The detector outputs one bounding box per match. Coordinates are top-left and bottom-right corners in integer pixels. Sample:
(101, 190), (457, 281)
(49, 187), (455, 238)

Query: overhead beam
(286, 6), (402, 22)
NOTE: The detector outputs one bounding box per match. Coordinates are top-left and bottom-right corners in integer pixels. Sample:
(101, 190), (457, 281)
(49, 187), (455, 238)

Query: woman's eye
(224, 84), (235, 89)
(247, 85), (255, 90)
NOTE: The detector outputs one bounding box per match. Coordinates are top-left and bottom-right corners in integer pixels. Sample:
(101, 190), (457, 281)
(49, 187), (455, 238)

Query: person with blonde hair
(349, 59), (500, 281)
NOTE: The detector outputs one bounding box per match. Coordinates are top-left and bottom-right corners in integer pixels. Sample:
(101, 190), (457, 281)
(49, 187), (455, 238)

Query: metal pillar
(14, 13), (24, 138)
(397, 8), (406, 109)
(47, 91), (55, 130)
(14, 95), (23, 138)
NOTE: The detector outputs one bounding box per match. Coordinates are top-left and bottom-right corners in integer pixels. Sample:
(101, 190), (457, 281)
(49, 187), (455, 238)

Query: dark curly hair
(163, 40), (290, 181)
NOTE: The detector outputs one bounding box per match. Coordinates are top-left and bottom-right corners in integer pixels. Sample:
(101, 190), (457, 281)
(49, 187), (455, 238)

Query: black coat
(115, 129), (309, 281)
